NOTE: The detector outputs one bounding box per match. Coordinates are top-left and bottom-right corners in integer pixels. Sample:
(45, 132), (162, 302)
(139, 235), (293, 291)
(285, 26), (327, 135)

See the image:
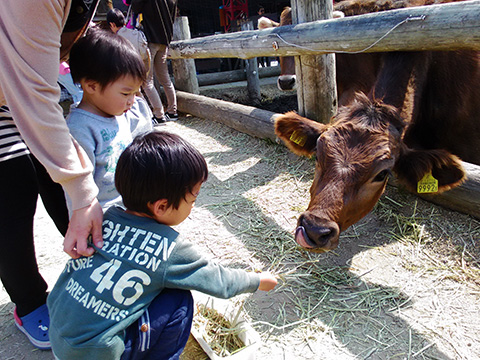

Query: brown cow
(272, 0), (479, 253)
(275, 93), (466, 252)
(275, 49), (480, 252)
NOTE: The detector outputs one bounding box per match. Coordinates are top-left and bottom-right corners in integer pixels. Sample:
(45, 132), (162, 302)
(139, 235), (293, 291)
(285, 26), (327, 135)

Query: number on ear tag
(290, 130), (307, 147)
(417, 172), (438, 193)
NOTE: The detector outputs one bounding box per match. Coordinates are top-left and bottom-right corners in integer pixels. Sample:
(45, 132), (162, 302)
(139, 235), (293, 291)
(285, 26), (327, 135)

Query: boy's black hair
(115, 132), (209, 214)
(106, 8), (126, 27)
(69, 27), (146, 88)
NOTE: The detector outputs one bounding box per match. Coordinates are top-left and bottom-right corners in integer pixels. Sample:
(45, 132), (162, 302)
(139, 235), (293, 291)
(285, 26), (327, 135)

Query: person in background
(251, 5), (273, 67)
(65, 28), (153, 213)
(106, 8), (169, 124)
(132, 0), (179, 120)
(96, 0), (114, 19)
(258, 6), (265, 17)
(48, 131), (278, 359)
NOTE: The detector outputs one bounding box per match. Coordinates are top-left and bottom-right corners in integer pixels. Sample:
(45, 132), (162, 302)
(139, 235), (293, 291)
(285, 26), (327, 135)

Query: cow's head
(275, 93), (465, 252)
(257, 8), (296, 90)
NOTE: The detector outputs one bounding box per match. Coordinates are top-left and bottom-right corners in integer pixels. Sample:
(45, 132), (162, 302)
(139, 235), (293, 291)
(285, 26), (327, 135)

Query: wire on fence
(273, 15), (427, 54)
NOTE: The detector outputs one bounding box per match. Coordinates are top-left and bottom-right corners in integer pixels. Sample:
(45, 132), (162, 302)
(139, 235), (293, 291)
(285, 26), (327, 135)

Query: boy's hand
(258, 272), (278, 291)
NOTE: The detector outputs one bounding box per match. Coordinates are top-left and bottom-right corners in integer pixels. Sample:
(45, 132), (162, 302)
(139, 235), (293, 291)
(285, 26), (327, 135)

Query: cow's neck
(369, 52), (426, 116)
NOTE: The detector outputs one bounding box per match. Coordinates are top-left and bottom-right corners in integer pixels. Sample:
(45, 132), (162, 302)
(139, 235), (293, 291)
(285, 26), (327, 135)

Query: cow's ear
(394, 147), (466, 194)
(274, 112), (328, 157)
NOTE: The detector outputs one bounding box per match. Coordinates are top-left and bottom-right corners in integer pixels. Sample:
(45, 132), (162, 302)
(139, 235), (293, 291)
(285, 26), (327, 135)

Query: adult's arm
(0, 0), (102, 257)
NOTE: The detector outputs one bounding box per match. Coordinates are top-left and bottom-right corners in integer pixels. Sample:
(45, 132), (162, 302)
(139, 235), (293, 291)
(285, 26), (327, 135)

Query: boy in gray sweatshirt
(65, 27), (153, 212)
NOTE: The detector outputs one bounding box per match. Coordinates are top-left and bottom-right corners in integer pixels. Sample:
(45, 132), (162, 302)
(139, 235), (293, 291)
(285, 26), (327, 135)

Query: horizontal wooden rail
(177, 91), (280, 141)
(197, 65), (280, 86)
(169, 0), (480, 59)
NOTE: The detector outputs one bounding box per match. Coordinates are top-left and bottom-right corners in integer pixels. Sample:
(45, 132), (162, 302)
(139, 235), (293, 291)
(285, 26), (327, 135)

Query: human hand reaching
(258, 272), (278, 291)
(63, 199), (104, 258)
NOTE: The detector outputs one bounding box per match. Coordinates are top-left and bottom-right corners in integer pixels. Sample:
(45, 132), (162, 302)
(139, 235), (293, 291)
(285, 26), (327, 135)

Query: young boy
(47, 131), (278, 359)
(106, 8), (169, 124)
(65, 28), (153, 212)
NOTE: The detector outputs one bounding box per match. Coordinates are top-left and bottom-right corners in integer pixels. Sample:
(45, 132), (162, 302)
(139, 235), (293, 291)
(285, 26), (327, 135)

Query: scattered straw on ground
(168, 115), (479, 360)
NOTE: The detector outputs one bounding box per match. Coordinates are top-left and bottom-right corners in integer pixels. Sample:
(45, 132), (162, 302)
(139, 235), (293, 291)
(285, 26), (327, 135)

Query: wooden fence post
(172, 16), (199, 94)
(241, 21), (261, 105)
(290, 0), (337, 123)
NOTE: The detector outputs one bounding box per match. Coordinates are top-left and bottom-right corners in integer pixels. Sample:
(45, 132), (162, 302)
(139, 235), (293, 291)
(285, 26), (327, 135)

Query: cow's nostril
(307, 225), (337, 247)
(317, 227), (332, 237)
(297, 215), (340, 250)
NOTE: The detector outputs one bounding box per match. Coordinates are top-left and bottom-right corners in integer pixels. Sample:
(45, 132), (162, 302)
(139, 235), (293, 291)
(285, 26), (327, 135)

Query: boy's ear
(148, 199), (169, 217)
(81, 79), (100, 94)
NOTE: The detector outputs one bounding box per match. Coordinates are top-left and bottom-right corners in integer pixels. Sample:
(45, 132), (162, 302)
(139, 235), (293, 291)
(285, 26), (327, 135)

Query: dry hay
(2, 110), (478, 360)
(167, 114), (480, 360)
(192, 303), (246, 357)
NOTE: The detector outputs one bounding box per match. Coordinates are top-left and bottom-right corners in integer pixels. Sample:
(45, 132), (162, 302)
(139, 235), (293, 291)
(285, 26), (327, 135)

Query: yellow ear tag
(290, 130), (307, 147)
(417, 172), (438, 193)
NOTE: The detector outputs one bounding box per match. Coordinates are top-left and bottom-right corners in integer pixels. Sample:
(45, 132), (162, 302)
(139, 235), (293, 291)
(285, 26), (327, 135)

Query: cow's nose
(277, 75), (296, 91)
(296, 214), (340, 251)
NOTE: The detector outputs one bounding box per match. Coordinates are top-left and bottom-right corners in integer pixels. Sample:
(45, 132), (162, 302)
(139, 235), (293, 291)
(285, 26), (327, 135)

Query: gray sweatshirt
(65, 97), (152, 212)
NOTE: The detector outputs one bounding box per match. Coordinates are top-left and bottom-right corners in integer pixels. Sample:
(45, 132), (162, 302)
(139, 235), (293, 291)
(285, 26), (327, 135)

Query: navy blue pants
(122, 289), (194, 360)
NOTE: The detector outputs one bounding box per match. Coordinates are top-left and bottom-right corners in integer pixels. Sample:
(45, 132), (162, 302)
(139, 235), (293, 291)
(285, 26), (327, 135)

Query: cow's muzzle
(277, 75), (296, 91)
(295, 214), (340, 252)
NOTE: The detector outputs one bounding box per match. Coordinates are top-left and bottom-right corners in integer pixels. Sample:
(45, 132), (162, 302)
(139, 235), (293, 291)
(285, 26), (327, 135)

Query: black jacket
(131, 0), (177, 45)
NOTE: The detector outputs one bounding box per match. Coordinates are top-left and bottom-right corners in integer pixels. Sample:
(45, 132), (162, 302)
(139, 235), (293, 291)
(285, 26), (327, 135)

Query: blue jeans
(121, 289), (194, 360)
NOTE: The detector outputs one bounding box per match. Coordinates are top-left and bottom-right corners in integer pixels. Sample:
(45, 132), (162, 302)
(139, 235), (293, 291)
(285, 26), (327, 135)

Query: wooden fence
(169, 1), (480, 58)
(167, 0), (480, 219)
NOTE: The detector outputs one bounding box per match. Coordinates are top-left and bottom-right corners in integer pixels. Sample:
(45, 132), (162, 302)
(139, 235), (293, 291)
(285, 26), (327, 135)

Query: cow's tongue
(295, 226), (314, 248)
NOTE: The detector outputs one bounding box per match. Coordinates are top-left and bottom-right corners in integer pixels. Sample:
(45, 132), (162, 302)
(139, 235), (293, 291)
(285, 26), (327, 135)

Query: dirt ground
(1, 79), (479, 360)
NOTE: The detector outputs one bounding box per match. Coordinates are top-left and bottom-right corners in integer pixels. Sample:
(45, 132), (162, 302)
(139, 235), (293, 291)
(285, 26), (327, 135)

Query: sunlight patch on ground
(175, 206), (266, 272)
(208, 156), (261, 182)
(244, 172), (311, 233)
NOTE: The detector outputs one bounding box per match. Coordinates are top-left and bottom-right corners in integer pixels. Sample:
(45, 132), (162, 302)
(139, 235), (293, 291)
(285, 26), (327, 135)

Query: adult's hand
(63, 199), (104, 258)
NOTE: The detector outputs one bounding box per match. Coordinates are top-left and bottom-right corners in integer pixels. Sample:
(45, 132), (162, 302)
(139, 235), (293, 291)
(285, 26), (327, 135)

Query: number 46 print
(90, 259), (151, 306)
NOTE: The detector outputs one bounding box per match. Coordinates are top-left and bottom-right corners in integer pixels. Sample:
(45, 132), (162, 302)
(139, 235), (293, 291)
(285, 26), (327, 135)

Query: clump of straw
(193, 304), (247, 357)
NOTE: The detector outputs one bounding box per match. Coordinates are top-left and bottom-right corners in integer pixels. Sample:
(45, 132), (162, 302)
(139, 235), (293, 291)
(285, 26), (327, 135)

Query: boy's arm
(66, 117), (97, 167)
(163, 240), (265, 298)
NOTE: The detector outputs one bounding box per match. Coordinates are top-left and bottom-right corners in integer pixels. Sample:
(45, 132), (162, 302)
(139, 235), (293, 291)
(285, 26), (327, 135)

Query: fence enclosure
(168, 0), (480, 219)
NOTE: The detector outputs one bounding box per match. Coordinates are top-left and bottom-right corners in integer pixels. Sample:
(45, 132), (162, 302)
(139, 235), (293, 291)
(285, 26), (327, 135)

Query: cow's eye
(373, 169), (390, 183)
